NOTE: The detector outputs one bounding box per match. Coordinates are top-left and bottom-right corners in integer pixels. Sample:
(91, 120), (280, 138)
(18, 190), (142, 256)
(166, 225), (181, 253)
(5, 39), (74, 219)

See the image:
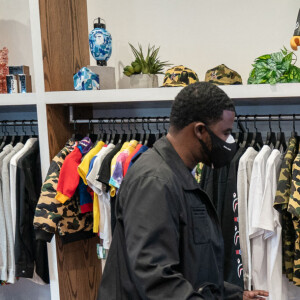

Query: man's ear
(194, 122), (205, 139)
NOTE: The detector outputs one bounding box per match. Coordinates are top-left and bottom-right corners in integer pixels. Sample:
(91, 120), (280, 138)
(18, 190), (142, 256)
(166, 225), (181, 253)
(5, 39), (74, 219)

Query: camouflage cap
(205, 64), (242, 85)
(162, 65), (199, 87)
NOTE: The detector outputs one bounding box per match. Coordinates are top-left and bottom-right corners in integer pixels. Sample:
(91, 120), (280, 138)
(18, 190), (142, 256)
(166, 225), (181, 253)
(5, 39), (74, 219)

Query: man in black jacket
(97, 82), (268, 299)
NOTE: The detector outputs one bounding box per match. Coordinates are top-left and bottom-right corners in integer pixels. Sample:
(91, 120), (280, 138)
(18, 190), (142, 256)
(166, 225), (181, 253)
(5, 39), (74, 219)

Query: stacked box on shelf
(0, 47), (9, 94)
(7, 65), (32, 93)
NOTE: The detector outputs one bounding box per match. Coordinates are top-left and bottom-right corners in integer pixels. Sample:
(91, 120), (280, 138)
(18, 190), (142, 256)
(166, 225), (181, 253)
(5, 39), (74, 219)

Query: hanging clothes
(0, 144), (13, 282)
(34, 139), (94, 244)
(274, 137), (297, 282)
(248, 145), (272, 292)
(55, 138), (93, 204)
(287, 142), (300, 286)
(198, 149), (244, 288)
(96, 142), (122, 234)
(1, 142), (24, 283)
(221, 147), (246, 288)
(237, 146), (258, 290)
(14, 139), (49, 284)
(251, 149), (283, 299)
(0, 135), (49, 285)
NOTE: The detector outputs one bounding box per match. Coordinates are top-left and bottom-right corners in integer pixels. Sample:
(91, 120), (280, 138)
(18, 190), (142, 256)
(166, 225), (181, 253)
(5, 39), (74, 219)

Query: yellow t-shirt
(93, 193), (100, 233)
(78, 141), (105, 185)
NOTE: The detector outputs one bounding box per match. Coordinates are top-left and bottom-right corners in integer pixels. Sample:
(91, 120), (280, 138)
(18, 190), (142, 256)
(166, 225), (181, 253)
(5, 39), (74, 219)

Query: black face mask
(198, 125), (236, 169)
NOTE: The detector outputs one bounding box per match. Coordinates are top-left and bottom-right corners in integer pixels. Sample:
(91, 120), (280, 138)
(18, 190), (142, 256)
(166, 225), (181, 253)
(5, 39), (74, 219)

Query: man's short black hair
(170, 82), (235, 130)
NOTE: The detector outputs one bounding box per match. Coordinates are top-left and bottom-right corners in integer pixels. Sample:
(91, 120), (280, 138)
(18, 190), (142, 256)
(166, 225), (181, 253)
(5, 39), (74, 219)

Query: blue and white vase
(89, 18), (112, 66)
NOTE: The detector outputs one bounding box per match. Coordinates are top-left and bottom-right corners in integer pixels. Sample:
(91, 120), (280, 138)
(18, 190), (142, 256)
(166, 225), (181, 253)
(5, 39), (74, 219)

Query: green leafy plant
(248, 47), (300, 85)
(123, 43), (171, 77)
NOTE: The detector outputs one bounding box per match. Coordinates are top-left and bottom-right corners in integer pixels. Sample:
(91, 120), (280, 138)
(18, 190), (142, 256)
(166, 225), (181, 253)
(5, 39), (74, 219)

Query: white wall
(87, 0), (300, 88)
(0, 0), (35, 91)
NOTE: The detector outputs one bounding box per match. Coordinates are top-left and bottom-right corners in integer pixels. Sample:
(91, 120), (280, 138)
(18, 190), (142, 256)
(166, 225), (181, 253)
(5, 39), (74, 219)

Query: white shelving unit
(0, 93), (38, 106)
(0, 1), (299, 300)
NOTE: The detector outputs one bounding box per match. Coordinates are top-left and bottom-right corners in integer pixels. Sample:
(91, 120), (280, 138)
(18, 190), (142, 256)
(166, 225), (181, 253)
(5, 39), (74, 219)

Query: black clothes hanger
(126, 118), (133, 142)
(233, 116), (244, 147)
(9, 121), (19, 146)
(71, 120), (83, 141)
(139, 118), (146, 145)
(118, 119), (127, 144)
(239, 116), (253, 148)
(110, 118), (120, 145)
(290, 114), (298, 138)
(249, 115), (263, 151)
(146, 117), (156, 147)
(0, 121), (13, 150)
(162, 117), (168, 136)
(105, 119), (112, 144)
(265, 115), (276, 147)
(96, 119), (104, 142)
(155, 117), (162, 141)
(19, 121), (30, 144)
(275, 115), (287, 152)
(131, 118), (139, 142)
(86, 119), (97, 143)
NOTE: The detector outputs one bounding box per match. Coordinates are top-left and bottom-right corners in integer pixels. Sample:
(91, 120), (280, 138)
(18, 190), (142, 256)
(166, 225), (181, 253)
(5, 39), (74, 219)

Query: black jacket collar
(153, 136), (200, 191)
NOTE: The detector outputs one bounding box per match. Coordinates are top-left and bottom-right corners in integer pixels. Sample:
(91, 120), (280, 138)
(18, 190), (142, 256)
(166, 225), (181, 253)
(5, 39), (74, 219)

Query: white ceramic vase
(129, 74), (158, 88)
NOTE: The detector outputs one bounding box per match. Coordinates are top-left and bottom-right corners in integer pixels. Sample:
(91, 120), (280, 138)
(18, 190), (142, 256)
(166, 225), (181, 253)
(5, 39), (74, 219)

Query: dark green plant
(248, 47), (300, 85)
(123, 43), (171, 77)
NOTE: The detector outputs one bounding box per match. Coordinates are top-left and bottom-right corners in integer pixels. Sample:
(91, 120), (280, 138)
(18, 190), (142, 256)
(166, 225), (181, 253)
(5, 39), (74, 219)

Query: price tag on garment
(97, 244), (107, 259)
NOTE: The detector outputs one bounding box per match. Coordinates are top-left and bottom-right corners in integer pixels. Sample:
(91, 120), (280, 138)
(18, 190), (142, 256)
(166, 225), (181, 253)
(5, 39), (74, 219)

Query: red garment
(55, 147), (82, 203)
(123, 143), (142, 176)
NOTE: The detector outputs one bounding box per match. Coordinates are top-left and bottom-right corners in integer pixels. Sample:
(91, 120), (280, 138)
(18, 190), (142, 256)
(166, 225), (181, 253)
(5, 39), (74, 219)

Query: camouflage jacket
(33, 140), (94, 244)
(287, 141), (300, 286)
(274, 137), (297, 281)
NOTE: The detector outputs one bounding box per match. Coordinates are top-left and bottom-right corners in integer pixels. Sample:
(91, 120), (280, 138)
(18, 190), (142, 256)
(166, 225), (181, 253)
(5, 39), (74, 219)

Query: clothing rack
(0, 120), (38, 126)
(68, 113), (300, 125)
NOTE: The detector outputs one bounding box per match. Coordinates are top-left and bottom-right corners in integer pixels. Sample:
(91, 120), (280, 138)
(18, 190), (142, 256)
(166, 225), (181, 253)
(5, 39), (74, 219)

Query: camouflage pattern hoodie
(33, 140), (94, 244)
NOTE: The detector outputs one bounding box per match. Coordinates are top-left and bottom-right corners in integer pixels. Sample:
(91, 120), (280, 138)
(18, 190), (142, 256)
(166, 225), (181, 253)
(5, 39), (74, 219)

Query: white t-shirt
(248, 145), (271, 291)
(256, 149), (283, 300)
(86, 144), (115, 246)
(237, 146), (258, 290)
(0, 144), (13, 281)
(86, 143), (115, 194)
(1, 142), (24, 283)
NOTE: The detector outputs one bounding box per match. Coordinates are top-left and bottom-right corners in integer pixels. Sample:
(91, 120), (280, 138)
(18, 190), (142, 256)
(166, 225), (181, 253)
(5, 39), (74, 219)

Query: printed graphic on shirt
(237, 257), (243, 279)
(233, 192), (243, 279)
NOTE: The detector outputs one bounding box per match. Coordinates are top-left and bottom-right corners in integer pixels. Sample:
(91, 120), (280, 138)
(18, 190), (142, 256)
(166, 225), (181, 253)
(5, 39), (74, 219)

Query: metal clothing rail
(0, 120), (38, 126)
(69, 114), (300, 125)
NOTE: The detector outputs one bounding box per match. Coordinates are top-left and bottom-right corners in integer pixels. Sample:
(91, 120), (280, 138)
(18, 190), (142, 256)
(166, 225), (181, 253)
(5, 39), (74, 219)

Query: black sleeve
(15, 158), (34, 278)
(119, 175), (220, 300)
(223, 281), (243, 300)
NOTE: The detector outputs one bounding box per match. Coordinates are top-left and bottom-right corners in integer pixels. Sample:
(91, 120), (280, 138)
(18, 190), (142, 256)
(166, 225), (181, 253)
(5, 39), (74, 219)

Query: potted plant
(123, 43), (171, 88)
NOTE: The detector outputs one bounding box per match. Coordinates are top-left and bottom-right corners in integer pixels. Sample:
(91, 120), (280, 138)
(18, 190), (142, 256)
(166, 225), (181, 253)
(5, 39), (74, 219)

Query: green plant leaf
(271, 51), (283, 63)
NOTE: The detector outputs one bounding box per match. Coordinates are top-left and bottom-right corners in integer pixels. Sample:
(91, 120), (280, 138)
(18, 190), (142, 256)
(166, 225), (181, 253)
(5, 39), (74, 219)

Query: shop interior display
(1, 2), (300, 300)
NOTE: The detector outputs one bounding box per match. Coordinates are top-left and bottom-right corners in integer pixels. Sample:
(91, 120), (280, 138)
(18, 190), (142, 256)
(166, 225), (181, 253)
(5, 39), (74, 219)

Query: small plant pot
(129, 74), (158, 88)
